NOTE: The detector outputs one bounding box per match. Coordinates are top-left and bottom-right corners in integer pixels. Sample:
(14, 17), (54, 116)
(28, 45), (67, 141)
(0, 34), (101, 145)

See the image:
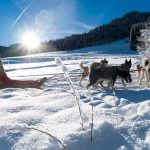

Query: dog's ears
(125, 59), (131, 64)
(128, 59), (132, 66)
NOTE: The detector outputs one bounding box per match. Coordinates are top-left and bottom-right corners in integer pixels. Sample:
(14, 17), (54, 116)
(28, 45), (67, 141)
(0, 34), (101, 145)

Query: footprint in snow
(0, 94), (14, 99)
(97, 103), (113, 108)
(82, 98), (91, 103)
(93, 96), (102, 101)
(80, 95), (90, 103)
(90, 100), (103, 106)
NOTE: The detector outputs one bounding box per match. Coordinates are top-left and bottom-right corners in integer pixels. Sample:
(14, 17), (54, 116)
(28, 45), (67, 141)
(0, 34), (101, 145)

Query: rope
(130, 69), (145, 72)
(11, 72), (89, 78)
(11, 69), (140, 81)
(11, 68), (144, 78)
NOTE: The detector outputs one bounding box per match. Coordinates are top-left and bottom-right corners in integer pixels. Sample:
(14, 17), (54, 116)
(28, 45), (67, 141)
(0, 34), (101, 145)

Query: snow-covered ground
(0, 40), (150, 150)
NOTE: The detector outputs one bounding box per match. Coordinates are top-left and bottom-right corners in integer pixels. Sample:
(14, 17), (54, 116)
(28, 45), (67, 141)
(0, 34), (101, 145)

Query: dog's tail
(80, 61), (85, 69)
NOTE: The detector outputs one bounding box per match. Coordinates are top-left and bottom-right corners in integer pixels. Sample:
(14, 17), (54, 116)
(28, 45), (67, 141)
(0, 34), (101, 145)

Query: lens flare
(21, 31), (40, 49)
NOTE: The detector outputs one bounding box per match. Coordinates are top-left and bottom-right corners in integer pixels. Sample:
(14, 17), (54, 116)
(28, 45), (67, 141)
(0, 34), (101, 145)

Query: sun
(21, 30), (40, 49)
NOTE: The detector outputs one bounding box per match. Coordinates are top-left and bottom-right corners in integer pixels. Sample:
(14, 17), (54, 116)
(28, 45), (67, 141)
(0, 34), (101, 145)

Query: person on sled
(0, 60), (47, 89)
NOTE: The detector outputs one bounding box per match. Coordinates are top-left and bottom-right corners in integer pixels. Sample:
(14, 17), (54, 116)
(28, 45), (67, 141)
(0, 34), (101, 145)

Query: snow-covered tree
(138, 23), (150, 58)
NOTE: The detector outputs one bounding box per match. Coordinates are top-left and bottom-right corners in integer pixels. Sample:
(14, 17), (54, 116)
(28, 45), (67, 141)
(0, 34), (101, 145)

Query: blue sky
(0, 0), (150, 46)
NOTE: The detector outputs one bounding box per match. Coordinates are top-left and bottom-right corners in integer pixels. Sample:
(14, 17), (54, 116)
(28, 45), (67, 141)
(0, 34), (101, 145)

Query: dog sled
(0, 60), (47, 89)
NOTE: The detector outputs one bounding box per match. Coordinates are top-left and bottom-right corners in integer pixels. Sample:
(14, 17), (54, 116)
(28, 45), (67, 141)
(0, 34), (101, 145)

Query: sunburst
(21, 30), (40, 49)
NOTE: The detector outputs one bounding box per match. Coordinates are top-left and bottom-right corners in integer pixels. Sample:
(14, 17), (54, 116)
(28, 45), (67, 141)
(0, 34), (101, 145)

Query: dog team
(0, 56), (149, 90)
(80, 57), (150, 89)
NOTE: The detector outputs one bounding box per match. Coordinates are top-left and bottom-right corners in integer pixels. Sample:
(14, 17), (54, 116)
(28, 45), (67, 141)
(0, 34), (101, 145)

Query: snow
(0, 39), (150, 150)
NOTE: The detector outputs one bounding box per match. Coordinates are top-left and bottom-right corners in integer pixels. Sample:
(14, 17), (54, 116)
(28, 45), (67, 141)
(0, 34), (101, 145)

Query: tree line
(43, 11), (150, 52)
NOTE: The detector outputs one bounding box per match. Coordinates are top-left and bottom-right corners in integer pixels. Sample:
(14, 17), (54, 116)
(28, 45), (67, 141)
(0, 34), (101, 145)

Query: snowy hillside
(68, 39), (137, 55)
(0, 40), (150, 150)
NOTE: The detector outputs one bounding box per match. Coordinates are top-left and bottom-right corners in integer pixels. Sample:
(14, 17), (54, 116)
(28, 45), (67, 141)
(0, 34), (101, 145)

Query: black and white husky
(87, 61), (132, 89)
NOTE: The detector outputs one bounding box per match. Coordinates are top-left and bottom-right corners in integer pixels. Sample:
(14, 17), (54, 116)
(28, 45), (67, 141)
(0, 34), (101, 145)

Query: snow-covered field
(0, 40), (150, 150)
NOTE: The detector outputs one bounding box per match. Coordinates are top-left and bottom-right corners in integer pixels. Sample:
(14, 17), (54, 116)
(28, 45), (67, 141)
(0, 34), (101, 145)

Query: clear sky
(0, 0), (150, 46)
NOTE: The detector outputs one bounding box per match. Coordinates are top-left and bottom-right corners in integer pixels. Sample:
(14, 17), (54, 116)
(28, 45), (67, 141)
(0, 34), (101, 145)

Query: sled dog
(139, 58), (150, 87)
(94, 59), (132, 88)
(119, 59), (132, 86)
(87, 60), (132, 89)
(79, 58), (108, 85)
(136, 64), (143, 81)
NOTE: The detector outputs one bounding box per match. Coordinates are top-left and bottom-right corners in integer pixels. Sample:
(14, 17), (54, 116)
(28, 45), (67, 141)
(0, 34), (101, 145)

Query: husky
(139, 58), (150, 87)
(98, 59), (132, 87)
(79, 62), (89, 86)
(79, 58), (108, 86)
(87, 60), (132, 89)
(119, 59), (132, 86)
(136, 64), (143, 81)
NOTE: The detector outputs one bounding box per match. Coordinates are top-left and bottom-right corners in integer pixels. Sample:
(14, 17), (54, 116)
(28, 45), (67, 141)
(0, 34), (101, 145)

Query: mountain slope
(68, 39), (137, 55)
(45, 11), (150, 51)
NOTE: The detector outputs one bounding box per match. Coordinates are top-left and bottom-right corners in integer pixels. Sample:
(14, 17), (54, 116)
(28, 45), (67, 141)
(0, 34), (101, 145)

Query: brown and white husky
(139, 58), (150, 87)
